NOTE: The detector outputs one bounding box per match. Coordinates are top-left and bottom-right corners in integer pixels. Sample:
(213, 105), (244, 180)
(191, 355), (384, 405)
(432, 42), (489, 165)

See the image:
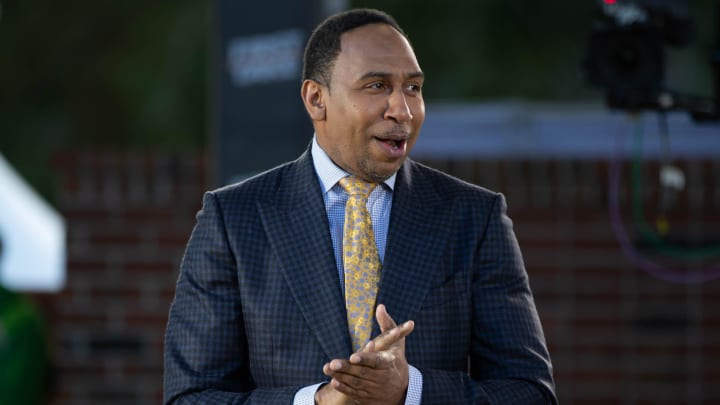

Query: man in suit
(164, 8), (556, 404)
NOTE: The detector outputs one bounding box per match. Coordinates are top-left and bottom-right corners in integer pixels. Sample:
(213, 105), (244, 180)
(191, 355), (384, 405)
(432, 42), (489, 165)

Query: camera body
(584, 0), (694, 111)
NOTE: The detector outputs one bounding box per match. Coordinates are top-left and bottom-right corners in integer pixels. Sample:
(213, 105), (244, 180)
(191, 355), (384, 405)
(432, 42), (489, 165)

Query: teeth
(378, 138), (403, 149)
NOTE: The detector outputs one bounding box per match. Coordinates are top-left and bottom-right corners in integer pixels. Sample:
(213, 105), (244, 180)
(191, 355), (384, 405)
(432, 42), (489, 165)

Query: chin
(365, 163), (404, 183)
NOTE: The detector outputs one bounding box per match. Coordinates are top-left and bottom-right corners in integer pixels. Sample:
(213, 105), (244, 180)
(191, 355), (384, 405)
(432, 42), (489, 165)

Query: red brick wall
(46, 152), (207, 404)
(42, 152), (720, 404)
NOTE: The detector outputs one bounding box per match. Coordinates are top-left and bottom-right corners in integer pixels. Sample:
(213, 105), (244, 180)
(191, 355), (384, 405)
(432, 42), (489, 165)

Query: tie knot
(339, 176), (376, 198)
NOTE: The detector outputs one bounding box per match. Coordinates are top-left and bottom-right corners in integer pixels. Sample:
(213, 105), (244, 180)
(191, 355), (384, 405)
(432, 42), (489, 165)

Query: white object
(0, 153), (65, 291)
(660, 164), (686, 191)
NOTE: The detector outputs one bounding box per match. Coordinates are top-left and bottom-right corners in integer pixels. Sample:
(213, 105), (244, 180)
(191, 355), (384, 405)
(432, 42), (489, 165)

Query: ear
(301, 79), (326, 121)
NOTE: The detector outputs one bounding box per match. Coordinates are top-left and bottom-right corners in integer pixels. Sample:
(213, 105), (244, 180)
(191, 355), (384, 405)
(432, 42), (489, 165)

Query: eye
(368, 82), (386, 90)
(406, 83), (422, 93)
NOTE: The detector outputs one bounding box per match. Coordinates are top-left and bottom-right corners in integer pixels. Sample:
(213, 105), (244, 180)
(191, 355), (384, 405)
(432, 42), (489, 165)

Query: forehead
(334, 23), (421, 79)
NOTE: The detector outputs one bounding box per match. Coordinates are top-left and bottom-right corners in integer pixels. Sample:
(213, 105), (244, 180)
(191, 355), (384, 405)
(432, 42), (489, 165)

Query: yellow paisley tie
(339, 176), (381, 352)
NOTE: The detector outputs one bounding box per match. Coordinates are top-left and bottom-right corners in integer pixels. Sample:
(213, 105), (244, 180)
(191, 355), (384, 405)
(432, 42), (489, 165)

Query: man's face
(316, 23), (425, 183)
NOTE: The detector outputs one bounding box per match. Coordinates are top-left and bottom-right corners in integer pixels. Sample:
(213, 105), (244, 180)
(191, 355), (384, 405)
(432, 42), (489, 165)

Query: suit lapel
(376, 160), (451, 332)
(257, 154), (451, 355)
(257, 151), (352, 360)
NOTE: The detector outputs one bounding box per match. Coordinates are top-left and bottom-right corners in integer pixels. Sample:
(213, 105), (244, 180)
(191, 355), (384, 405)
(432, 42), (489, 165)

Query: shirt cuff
(405, 365), (423, 405)
(294, 382), (325, 405)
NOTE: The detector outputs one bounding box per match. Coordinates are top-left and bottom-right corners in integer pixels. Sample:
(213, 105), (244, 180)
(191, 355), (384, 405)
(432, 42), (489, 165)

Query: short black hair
(302, 8), (407, 87)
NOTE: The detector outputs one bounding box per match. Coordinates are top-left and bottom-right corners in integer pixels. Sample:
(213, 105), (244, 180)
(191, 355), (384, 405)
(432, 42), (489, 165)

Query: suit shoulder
(407, 160), (500, 202)
(207, 158), (300, 205)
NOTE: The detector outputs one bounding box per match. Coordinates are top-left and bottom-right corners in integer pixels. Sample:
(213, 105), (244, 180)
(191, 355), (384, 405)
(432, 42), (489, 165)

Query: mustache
(376, 127), (410, 140)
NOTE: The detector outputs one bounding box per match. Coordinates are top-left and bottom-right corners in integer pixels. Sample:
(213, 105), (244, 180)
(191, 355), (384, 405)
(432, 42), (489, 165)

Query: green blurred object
(0, 286), (51, 404)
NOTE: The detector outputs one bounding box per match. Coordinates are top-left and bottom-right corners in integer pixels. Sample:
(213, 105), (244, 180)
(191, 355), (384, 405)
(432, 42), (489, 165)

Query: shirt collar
(311, 135), (396, 193)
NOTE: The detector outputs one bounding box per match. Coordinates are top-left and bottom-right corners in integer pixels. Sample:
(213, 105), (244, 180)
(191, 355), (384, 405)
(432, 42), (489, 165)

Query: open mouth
(376, 137), (407, 150)
(380, 138), (405, 149)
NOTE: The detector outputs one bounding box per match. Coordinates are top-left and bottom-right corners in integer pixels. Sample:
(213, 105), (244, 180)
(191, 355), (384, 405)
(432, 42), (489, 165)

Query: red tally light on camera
(604, 0), (617, 4)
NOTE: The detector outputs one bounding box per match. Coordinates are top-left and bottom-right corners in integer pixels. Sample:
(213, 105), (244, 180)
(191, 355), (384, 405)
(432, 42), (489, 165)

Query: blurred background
(1, 0), (719, 403)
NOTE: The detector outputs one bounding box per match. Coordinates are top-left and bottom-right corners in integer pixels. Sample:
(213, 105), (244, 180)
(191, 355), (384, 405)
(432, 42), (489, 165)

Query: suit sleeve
(420, 193), (557, 404)
(163, 191), (300, 404)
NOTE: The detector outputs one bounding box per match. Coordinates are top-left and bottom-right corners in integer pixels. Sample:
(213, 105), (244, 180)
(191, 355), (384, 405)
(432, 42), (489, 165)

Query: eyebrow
(358, 71), (425, 82)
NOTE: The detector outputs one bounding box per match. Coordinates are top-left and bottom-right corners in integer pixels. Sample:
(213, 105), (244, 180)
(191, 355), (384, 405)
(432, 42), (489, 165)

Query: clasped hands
(315, 304), (415, 405)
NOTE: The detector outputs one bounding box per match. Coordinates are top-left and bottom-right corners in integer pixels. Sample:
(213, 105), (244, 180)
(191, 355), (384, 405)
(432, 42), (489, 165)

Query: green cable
(631, 118), (720, 259)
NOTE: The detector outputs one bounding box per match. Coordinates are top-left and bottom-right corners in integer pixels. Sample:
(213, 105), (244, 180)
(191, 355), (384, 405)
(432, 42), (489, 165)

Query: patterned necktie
(339, 176), (381, 352)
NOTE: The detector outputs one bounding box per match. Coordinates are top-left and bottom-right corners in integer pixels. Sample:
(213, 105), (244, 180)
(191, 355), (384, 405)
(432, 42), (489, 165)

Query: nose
(384, 89), (413, 123)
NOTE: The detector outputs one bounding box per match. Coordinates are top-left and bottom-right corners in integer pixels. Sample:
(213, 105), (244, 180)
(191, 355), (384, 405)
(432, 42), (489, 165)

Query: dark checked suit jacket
(164, 148), (557, 404)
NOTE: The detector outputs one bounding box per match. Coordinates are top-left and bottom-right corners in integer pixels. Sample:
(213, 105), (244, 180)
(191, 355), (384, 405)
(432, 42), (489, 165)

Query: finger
(323, 359), (350, 376)
(330, 377), (372, 399)
(362, 319), (414, 353)
(327, 355), (382, 377)
(348, 350), (395, 369)
(329, 365), (386, 394)
(375, 304), (396, 332)
(314, 382), (352, 404)
(324, 359), (377, 381)
(329, 362), (405, 404)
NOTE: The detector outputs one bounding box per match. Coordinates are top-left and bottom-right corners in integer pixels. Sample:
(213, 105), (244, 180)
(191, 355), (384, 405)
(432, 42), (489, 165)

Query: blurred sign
(214, 0), (328, 186)
(227, 29), (305, 87)
(0, 153), (65, 292)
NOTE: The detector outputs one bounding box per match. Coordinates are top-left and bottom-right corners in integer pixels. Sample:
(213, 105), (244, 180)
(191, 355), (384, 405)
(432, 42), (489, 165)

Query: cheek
(412, 101), (425, 121)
